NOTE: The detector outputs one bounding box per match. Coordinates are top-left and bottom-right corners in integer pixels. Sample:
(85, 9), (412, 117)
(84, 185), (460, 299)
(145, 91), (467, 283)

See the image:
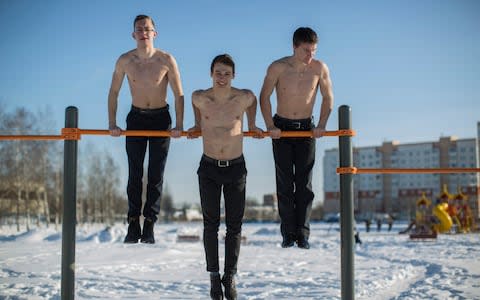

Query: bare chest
(277, 70), (319, 96)
(125, 61), (169, 87)
(202, 100), (244, 127)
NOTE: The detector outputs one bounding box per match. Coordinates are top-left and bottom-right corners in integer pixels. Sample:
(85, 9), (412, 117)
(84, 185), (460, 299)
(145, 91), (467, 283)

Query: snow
(1, 222), (479, 299)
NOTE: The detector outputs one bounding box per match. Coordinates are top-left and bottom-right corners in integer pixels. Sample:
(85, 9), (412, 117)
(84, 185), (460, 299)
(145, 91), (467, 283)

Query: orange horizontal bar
(79, 129), (355, 138)
(0, 129), (355, 141)
(337, 167), (480, 174)
(0, 135), (64, 141)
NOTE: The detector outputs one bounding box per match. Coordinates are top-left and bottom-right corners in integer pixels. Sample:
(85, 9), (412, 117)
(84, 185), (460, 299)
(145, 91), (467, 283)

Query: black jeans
(272, 114), (315, 240)
(126, 105), (171, 222)
(197, 155), (247, 275)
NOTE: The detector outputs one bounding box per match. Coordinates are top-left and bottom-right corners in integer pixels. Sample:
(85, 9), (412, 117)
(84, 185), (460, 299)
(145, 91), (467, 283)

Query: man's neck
(135, 46), (156, 60)
(292, 55), (309, 67)
(212, 87), (231, 102)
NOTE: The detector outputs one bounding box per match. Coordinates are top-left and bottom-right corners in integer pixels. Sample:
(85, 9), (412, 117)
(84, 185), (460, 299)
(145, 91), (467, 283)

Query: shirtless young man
(108, 15), (184, 244)
(260, 27), (334, 249)
(188, 54), (262, 300)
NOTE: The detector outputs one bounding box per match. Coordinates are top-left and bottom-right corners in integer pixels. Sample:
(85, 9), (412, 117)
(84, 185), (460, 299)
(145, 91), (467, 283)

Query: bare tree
(161, 184), (175, 222)
(0, 103), (125, 227)
(0, 105), (60, 229)
(79, 144), (124, 224)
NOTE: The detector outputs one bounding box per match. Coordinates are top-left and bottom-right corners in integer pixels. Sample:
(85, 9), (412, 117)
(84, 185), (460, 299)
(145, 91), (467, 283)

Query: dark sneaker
(222, 274), (237, 300)
(141, 218), (155, 244)
(124, 217), (141, 243)
(210, 273), (224, 300)
(296, 237), (310, 249)
(281, 233), (296, 248)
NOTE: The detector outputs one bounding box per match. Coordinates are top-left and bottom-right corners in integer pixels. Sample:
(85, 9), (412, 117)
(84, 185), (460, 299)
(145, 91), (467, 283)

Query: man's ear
(132, 32), (136, 40)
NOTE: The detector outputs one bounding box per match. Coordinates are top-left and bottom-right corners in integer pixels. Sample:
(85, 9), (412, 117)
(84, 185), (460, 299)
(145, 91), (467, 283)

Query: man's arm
(244, 91), (263, 138)
(313, 63), (334, 138)
(259, 63), (281, 138)
(245, 90), (257, 129)
(244, 90), (263, 138)
(167, 55), (185, 138)
(108, 57), (126, 137)
(187, 90), (202, 139)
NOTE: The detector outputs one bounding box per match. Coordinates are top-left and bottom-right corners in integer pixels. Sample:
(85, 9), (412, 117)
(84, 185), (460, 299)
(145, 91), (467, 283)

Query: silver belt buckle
(292, 122), (302, 129)
(217, 160), (230, 167)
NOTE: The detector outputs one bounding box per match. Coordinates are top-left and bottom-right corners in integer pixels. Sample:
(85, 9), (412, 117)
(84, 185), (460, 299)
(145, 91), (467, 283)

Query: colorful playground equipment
(405, 185), (476, 239)
(432, 185), (454, 234)
(431, 201), (452, 234)
(453, 187), (475, 233)
(408, 192), (442, 238)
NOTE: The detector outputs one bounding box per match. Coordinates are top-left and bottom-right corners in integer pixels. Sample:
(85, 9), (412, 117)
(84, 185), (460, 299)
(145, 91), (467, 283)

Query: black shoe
(210, 273), (224, 300)
(124, 217), (141, 243)
(296, 237), (310, 249)
(222, 274), (237, 300)
(281, 233), (296, 248)
(141, 218), (155, 244)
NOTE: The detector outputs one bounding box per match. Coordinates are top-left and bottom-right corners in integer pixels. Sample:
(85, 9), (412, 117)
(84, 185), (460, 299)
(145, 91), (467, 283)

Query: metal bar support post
(338, 105), (354, 300)
(61, 106), (78, 299)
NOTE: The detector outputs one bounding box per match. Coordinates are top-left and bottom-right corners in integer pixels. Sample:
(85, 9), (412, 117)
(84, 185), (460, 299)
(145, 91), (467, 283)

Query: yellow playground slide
(432, 203), (453, 233)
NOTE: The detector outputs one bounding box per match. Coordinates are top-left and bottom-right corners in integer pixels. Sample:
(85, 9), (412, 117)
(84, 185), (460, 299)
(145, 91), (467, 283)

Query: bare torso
(274, 57), (324, 119)
(193, 88), (254, 160)
(121, 49), (171, 108)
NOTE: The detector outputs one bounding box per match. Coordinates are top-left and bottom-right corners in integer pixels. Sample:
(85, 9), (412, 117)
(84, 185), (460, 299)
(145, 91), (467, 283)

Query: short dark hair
(133, 15), (155, 30)
(293, 27), (318, 47)
(210, 54), (235, 74)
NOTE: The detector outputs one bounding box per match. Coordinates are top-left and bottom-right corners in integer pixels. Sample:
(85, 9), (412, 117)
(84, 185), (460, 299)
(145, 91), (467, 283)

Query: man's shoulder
(114, 50), (136, 70)
(271, 56), (290, 67)
(232, 87), (254, 97)
(231, 88), (255, 106)
(192, 89), (213, 107)
(122, 48), (139, 57)
(311, 59), (328, 71)
(118, 49), (136, 61)
(267, 56), (290, 74)
(192, 88), (212, 97)
(154, 49), (176, 63)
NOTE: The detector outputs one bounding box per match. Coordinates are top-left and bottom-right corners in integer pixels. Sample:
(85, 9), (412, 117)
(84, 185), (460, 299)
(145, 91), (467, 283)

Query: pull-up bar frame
(4, 105), (479, 300)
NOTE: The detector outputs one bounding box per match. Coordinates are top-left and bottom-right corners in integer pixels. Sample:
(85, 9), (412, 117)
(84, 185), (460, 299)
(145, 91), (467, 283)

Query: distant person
(365, 219), (371, 233)
(376, 218), (382, 232)
(354, 228), (362, 245)
(387, 214), (394, 231)
(260, 27), (334, 249)
(188, 54), (263, 300)
(107, 15), (184, 244)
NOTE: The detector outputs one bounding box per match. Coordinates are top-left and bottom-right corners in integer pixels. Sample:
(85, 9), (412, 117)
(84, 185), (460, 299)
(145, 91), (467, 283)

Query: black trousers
(197, 155), (247, 275)
(126, 105), (171, 222)
(272, 114), (315, 240)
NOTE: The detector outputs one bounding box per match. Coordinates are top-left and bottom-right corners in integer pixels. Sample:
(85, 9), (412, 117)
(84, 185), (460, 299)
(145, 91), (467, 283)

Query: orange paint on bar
(337, 167), (480, 174)
(0, 128), (355, 141)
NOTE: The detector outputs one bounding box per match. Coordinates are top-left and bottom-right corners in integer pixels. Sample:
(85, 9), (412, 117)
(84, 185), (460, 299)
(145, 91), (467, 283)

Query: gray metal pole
(338, 105), (354, 300)
(61, 106), (78, 300)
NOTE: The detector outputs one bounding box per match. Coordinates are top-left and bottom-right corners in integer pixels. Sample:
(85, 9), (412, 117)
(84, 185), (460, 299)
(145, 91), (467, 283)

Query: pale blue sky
(1, 0), (479, 206)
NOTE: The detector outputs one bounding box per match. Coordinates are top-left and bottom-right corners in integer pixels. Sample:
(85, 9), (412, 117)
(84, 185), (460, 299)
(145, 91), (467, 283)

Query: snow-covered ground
(1, 221), (479, 299)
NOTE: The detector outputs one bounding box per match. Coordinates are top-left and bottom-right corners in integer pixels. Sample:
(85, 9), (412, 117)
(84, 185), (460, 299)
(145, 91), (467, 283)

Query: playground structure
(453, 187), (475, 233)
(2, 105), (480, 300)
(399, 185), (476, 239)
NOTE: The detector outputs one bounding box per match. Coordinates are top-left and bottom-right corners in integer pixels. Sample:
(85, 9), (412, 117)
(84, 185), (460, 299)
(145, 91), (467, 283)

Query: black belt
(202, 154), (244, 168)
(273, 114), (313, 130)
(131, 104), (169, 114)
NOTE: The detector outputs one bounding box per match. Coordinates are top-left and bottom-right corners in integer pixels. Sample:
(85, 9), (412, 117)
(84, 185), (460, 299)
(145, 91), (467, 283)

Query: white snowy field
(1, 221), (479, 300)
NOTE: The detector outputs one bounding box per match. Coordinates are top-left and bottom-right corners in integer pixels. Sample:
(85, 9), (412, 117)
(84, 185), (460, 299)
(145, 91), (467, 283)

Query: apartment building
(323, 133), (480, 219)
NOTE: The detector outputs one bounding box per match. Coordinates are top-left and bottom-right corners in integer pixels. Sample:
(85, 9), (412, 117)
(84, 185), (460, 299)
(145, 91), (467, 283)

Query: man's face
(294, 42), (317, 64)
(211, 63), (234, 88)
(132, 19), (157, 44)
